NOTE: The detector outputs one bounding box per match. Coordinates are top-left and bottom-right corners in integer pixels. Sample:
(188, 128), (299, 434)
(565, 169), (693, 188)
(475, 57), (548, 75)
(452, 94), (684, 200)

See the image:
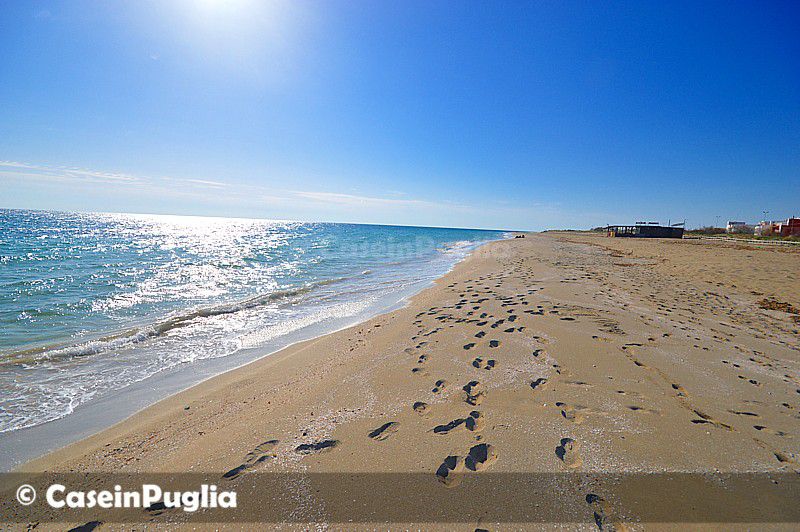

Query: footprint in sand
(411, 355), (428, 376)
(295, 440), (339, 454)
(489, 340), (500, 348)
(465, 443), (497, 471)
(586, 493), (627, 531)
(433, 418), (467, 434)
(671, 383), (688, 397)
(626, 405), (659, 414)
(729, 410), (759, 417)
(223, 439), (279, 480)
(368, 422), (400, 441)
(564, 380), (593, 388)
(413, 401), (430, 416)
(68, 522), (103, 532)
(475, 330), (486, 338)
(463, 342), (476, 350)
(434, 411), (484, 434)
(622, 343), (643, 350)
(146, 501), (168, 515)
(753, 425), (788, 436)
(435, 455), (466, 487)
(556, 402), (588, 424)
(555, 437), (582, 468)
(737, 375), (761, 387)
(464, 380), (486, 405)
(466, 410), (485, 432)
(432, 379), (448, 394)
(691, 410), (732, 430)
(530, 378), (548, 391)
(472, 357), (496, 370)
(774, 451), (798, 464)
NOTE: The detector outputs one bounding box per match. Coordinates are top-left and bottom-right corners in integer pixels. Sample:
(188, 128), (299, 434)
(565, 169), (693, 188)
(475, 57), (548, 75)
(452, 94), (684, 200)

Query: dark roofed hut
(606, 224), (684, 238)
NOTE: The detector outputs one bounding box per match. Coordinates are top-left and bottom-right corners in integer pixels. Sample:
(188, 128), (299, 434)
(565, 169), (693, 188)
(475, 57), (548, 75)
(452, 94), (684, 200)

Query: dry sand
(4, 233), (800, 529)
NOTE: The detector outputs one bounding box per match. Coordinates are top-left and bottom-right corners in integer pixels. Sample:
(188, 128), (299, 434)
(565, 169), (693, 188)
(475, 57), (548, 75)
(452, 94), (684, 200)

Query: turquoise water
(0, 209), (504, 433)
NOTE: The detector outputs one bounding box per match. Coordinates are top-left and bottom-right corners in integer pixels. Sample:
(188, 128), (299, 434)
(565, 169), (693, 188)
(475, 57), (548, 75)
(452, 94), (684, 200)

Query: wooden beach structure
(606, 223), (684, 239)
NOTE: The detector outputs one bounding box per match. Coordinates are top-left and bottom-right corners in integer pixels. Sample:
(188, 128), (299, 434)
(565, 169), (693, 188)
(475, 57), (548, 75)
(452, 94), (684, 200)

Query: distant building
(606, 223), (684, 238)
(726, 221), (753, 234)
(776, 217), (800, 237)
(755, 218), (800, 237)
(755, 221), (777, 236)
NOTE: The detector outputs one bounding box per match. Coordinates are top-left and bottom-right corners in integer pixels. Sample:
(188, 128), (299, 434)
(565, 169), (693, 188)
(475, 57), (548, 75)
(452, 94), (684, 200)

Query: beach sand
(5, 233), (800, 529)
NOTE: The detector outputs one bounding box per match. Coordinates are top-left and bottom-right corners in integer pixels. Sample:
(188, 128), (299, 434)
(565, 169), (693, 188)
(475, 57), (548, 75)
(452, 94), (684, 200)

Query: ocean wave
(0, 279), (348, 366)
(436, 239), (479, 255)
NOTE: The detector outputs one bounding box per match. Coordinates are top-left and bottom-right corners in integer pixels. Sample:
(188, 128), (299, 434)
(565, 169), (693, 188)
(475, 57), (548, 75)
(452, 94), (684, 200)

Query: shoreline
(7, 232), (800, 526)
(13, 235), (508, 473)
(1, 237), (503, 472)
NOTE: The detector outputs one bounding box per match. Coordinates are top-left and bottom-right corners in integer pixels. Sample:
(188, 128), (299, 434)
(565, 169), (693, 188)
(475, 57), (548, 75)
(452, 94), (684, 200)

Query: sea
(0, 209), (504, 444)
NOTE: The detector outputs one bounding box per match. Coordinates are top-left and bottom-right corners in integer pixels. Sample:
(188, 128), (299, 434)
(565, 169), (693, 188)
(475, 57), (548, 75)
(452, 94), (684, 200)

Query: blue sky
(1, 0), (798, 230)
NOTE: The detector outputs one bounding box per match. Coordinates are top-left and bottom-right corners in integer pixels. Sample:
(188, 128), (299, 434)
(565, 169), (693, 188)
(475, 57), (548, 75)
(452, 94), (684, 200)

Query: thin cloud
(2, 159), (570, 228)
(63, 168), (141, 183)
(1, 160), (473, 213)
(0, 161), (38, 170)
(177, 178), (227, 189)
(0, 161), (141, 185)
(291, 190), (462, 210)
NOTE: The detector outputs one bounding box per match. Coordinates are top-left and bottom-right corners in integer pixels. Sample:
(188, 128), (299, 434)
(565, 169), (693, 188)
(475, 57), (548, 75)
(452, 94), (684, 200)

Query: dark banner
(1, 472), (797, 525)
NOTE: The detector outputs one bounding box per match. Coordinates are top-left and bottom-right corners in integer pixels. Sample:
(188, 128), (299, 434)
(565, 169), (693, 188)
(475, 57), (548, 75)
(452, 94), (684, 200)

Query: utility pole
(762, 210), (769, 222)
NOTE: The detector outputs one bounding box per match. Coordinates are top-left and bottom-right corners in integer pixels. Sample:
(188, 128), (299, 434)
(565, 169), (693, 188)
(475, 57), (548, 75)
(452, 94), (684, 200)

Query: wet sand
(6, 233), (800, 529)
